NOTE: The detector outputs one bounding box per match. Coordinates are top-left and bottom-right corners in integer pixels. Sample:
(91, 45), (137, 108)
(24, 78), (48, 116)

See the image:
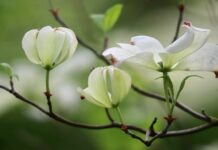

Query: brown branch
(124, 130), (148, 145)
(145, 120), (218, 146)
(50, 9), (68, 28)
(1, 83), (218, 146)
(147, 117), (157, 138)
(145, 118), (218, 146)
(1, 82), (149, 145)
(0, 84), (146, 133)
(144, 120), (218, 146)
(163, 121), (218, 137)
(145, 116), (173, 146)
(44, 91), (53, 114)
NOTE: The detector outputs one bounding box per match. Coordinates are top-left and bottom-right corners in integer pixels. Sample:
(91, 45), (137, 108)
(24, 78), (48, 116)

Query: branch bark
(0, 85), (145, 133)
(1, 82), (218, 146)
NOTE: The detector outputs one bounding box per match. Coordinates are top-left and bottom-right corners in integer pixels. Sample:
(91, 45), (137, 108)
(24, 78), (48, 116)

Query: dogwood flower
(78, 66), (131, 108)
(103, 22), (218, 74)
(22, 26), (78, 69)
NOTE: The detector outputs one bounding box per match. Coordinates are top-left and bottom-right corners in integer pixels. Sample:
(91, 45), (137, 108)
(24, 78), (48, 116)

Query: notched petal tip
(77, 87), (86, 100)
(183, 21), (191, 27)
(110, 55), (118, 65)
(182, 21), (211, 33)
(80, 95), (85, 100)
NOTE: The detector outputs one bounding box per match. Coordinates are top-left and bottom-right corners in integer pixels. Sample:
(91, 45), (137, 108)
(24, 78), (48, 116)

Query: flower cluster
(103, 22), (218, 74)
(21, 22), (218, 110)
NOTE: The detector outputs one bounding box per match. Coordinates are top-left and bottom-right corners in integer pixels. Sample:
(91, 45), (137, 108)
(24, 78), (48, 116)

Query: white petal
(103, 44), (157, 69)
(103, 44), (141, 64)
(107, 66), (131, 107)
(88, 67), (111, 106)
(36, 26), (65, 68)
(131, 36), (164, 52)
(55, 27), (78, 65)
(77, 87), (111, 108)
(174, 43), (218, 71)
(160, 24), (210, 68)
(125, 52), (159, 70)
(22, 29), (41, 64)
(117, 43), (142, 52)
(164, 25), (195, 53)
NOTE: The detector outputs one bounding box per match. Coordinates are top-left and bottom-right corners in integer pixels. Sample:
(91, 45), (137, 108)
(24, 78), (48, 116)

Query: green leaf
(91, 14), (105, 31)
(175, 75), (203, 100)
(0, 63), (19, 80)
(0, 63), (13, 77)
(103, 4), (123, 32)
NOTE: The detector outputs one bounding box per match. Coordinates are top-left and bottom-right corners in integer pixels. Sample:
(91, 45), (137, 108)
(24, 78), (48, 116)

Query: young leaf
(104, 4), (123, 32)
(175, 75), (203, 100)
(91, 14), (105, 31)
(165, 75), (174, 99)
(154, 76), (163, 80)
(0, 63), (13, 77)
(0, 63), (19, 80)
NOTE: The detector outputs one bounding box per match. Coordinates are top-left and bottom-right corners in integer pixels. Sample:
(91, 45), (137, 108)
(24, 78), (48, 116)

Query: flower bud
(22, 26), (78, 69)
(78, 66), (131, 108)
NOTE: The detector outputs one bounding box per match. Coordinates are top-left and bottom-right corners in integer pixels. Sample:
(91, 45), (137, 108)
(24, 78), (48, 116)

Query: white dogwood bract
(78, 66), (131, 108)
(103, 23), (218, 73)
(22, 26), (78, 69)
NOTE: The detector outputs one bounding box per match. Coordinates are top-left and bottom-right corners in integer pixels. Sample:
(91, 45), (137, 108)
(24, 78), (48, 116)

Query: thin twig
(145, 117), (157, 141)
(201, 110), (212, 122)
(172, 3), (185, 42)
(105, 108), (114, 123)
(50, 9), (68, 28)
(146, 113), (185, 146)
(149, 117), (157, 136)
(125, 130), (148, 145)
(44, 69), (53, 114)
(163, 121), (218, 137)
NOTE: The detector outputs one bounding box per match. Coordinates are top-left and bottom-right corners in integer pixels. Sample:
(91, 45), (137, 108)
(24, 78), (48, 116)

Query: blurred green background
(0, 0), (218, 149)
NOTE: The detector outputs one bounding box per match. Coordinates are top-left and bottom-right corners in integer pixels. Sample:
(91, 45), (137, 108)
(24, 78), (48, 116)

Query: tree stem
(163, 72), (171, 115)
(45, 69), (53, 113)
(46, 69), (50, 93)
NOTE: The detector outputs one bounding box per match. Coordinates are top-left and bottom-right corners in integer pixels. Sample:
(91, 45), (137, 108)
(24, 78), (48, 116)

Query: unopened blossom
(22, 26), (78, 69)
(103, 22), (218, 74)
(78, 66), (131, 108)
